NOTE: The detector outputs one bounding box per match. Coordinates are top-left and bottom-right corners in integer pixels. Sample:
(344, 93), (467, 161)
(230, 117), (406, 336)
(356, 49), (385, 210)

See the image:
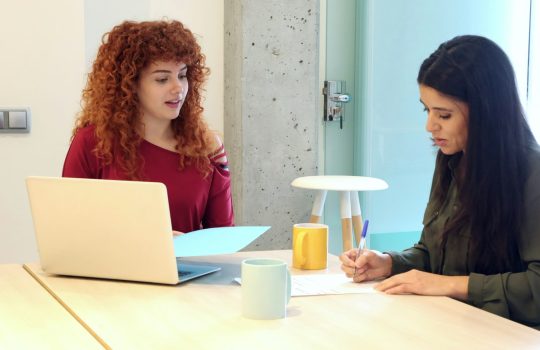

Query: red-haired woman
(63, 20), (234, 234)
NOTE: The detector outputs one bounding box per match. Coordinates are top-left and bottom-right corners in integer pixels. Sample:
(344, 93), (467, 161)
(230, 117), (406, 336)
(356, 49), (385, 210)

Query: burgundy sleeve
(62, 128), (100, 178)
(202, 161), (234, 228)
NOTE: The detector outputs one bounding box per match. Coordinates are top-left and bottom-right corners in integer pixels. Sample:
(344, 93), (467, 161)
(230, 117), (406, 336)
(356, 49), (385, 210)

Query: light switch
(8, 111), (27, 129)
(0, 108), (30, 133)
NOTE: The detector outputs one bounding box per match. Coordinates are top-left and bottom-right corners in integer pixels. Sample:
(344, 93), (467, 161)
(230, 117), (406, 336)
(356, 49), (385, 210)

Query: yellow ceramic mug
(292, 223), (328, 270)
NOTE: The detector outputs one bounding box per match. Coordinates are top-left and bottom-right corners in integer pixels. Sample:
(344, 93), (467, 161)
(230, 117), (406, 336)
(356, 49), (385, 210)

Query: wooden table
(23, 251), (540, 350)
(0, 264), (102, 349)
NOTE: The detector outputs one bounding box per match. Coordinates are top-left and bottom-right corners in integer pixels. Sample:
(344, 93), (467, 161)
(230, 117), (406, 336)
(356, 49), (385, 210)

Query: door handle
(330, 94), (350, 103)
(323, 80), (350, 129)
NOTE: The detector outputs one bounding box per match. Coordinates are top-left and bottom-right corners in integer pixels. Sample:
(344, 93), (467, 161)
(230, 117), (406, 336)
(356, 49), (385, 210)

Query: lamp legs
(340, 191), (353, 251)
(351, 191), (364, 247)
(309, 190), (327, 224)
(308, 190), (362, 252)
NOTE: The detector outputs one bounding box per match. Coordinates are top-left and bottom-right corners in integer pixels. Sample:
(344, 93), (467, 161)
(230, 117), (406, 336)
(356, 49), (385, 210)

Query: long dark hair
(418, 35), (536, 274)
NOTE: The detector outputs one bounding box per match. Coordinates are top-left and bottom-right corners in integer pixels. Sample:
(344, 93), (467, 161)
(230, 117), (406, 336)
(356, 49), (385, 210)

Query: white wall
(0, 0), (85, 263)
(0, 0), (224, 263)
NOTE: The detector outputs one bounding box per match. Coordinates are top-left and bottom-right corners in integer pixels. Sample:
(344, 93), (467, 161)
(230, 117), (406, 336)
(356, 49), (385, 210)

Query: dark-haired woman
(340, 35), (540, 328)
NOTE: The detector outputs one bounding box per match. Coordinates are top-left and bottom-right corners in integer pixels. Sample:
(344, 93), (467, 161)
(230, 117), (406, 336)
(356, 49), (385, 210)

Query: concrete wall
(225, 0), (321, 249)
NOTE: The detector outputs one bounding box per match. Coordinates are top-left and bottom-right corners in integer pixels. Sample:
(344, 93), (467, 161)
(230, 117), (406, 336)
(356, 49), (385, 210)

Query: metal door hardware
(323, 80), (350, 129)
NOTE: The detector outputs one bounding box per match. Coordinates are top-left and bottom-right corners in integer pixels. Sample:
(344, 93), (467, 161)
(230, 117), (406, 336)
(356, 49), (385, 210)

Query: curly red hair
(73, 20), (214, 179)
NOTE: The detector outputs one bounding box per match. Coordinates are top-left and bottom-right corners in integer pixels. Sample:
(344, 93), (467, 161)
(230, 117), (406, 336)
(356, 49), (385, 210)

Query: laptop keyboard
(178, 270), (192, 277)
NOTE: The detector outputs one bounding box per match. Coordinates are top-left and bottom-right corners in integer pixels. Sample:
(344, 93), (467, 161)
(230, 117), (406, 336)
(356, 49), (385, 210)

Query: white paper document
(291, 274), (378, 297)
(234, 273), (378, 297)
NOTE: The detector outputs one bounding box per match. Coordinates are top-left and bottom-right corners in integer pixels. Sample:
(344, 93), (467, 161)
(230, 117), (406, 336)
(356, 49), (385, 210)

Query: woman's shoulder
(208, 132), (224, 148)
(71, 124), (98, 148)
(73, 124), (97, 140)
(525, 144), (540, 193)
(207, 132), (229, 172)
(208, 133), (226, 159)
(528, 143), (540, 156)
(527, 144), (540, 170)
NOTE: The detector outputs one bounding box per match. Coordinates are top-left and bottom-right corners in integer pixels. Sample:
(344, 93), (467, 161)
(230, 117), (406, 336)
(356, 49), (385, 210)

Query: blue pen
(358, 219), (369, 253)
(354, 219), (369, 277)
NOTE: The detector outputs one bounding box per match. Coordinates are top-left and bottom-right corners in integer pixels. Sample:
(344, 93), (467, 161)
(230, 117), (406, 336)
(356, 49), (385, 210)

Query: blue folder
(173, 226), (270, 257)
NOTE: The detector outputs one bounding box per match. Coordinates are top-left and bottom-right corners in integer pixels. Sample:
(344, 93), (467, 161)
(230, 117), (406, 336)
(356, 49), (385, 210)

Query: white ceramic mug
(241, 258), (291, 320)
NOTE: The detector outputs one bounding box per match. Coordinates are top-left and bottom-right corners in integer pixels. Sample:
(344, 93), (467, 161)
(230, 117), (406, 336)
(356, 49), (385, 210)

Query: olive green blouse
(388, 146), (540, 329)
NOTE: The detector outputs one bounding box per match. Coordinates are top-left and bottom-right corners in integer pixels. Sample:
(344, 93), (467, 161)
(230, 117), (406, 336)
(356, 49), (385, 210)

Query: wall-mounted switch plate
(0, 108), (31, 133)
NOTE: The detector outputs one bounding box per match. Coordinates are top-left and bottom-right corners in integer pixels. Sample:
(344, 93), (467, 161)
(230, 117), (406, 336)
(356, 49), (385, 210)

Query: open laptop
(25, 176), (221, 285)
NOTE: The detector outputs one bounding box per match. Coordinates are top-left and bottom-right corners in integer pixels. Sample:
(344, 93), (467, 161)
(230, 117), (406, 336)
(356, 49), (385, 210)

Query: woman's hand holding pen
(341, 250), (468, 299)
(340, 219), (392, 282)
(339, 249), (392, 283)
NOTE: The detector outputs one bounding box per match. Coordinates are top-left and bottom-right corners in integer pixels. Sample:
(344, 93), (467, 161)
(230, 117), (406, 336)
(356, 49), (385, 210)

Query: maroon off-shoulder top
(62, 126), (234, 232)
